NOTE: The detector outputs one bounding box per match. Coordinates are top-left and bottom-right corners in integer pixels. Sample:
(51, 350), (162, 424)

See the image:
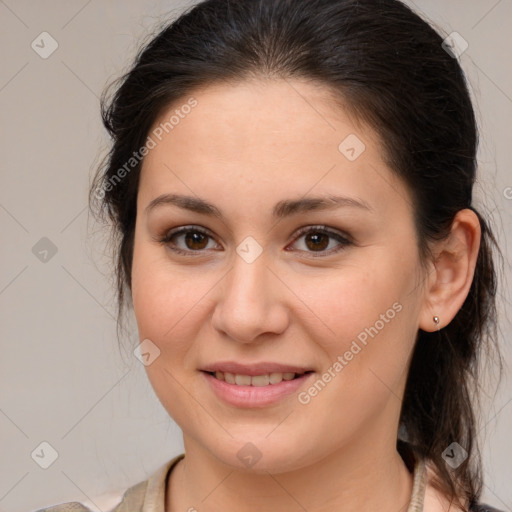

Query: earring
(433, 316), (440, 330)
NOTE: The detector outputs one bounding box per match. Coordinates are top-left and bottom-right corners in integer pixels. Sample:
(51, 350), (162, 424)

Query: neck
(167, 434), (415, 512)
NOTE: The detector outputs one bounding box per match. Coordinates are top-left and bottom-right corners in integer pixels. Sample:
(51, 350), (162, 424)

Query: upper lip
(200, 361), (314, 376)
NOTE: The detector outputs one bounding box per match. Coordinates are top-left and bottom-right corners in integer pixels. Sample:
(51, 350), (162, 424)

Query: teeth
(212, 371), (300, 386)
(235, 374), (252, 386)
(251, 374), (269, 386)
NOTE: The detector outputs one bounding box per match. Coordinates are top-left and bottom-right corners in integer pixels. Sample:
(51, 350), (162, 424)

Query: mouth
(202, 370), (315, 387)
(201, 369), (315, 407)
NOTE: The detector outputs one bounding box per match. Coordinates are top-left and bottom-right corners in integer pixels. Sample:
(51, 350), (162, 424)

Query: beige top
(34, 449), (427, 512)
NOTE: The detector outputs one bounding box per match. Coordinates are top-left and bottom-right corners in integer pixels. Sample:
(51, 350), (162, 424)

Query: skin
(130, 78), (481, 512)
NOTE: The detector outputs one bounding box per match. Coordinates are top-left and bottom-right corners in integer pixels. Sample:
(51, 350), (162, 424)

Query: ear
(418, 209), (481, 332)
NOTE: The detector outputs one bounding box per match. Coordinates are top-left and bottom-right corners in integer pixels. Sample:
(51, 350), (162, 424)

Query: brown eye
(182, 231), (209, 250)
(159, 226), (218, 255)
(288, 226), (352, 257)
(303, 232), (330, 251)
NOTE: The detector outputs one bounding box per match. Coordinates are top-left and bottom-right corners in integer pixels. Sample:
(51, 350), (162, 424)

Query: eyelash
(157, 225), (353, 258)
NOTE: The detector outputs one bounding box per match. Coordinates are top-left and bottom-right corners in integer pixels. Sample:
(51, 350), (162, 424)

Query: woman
(37, 0), (507, 511)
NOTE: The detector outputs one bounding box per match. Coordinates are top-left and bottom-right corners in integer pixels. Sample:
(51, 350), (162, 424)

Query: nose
(211, 249), (289, 344)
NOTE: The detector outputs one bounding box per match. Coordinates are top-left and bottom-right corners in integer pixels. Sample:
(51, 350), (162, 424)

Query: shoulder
(31, 454), (185, 512)
(422, 459), (505, 512)
(31, 504), (94, 512)
(31, 480), (147, 512)
(469, 504), (507, 512)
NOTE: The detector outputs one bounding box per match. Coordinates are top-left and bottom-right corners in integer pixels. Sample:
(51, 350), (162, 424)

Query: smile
(201, 370), (315, 408)
(206, 370), (311, 386)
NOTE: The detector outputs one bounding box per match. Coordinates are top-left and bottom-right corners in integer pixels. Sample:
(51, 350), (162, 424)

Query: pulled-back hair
(89, 0), (504, 508)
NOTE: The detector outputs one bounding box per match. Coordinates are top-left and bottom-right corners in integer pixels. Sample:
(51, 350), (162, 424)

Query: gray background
(0, 1), (511, 511)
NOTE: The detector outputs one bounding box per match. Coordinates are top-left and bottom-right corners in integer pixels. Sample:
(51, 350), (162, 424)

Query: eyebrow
(144, 193), (374, 219)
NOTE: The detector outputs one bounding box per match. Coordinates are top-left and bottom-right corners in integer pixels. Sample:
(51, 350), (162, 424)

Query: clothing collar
(141, 453), (184, 512)
(406, 447), (427, 512)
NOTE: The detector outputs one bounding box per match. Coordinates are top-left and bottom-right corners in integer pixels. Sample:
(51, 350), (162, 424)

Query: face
(131, 79), (429, 473)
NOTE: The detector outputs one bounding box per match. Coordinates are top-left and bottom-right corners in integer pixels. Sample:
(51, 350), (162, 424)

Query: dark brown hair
(89, 0), (504, 508)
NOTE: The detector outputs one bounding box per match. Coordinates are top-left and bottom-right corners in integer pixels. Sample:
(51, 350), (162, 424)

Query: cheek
(131, 250), (206, 413)
(300, 264), (404, 350)
(132, 267), (197, 343)
(300, 276), (413, 414)
(300, 255), (420, 399)
(132, 239), (180, 342)
(131, 240), (216, 363)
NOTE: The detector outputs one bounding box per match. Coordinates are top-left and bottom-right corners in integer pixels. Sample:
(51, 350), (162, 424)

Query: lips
(200, 361), (314, 376)
(202, 370), (315, 407)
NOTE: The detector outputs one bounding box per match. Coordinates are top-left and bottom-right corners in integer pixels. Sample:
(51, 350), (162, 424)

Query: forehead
(138, 79), (411, 220)
(146, 79), (365, 163)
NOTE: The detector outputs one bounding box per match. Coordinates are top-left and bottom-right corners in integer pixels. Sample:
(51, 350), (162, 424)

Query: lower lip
(201, 371), (314, 408)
